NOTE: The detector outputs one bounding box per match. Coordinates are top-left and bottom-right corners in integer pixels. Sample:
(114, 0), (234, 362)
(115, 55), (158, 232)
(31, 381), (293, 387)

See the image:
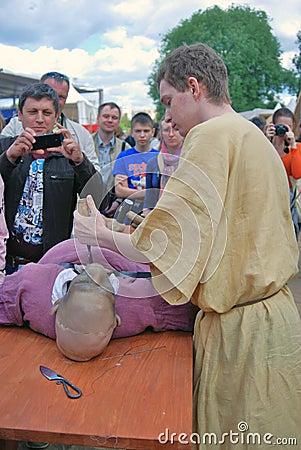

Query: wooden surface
(0, 326), (193, 449)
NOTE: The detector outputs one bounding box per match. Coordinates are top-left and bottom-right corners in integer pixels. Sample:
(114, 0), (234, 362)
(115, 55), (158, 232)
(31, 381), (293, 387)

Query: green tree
(120, 113), (131, 134)
(292, 30), (301, 92)
(148, 5), (299, 115)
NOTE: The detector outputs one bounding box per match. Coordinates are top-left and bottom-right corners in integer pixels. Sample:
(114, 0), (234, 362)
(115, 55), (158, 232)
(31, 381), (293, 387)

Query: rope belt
(231, 288), (282, 309)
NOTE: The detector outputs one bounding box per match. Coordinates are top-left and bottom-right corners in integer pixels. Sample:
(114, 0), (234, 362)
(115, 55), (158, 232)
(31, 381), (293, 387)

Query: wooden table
(0, 326), (193, 449)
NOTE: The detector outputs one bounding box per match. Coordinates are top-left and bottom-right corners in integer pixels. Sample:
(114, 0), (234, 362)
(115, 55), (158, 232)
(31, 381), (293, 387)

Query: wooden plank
(0, 327), (193, 449)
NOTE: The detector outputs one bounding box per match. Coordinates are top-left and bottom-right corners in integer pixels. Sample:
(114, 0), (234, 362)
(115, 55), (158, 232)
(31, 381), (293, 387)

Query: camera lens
(275, 124), (288, 137)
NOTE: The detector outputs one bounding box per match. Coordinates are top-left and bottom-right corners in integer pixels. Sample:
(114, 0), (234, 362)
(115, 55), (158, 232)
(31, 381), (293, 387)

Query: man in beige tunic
(74, 43), (301, 449)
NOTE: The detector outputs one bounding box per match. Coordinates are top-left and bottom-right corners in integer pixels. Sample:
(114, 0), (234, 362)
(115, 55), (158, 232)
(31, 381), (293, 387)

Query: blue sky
(0, 0), (300, 112)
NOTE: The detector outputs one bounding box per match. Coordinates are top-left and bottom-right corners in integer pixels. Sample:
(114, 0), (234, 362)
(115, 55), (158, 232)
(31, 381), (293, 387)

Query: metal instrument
(40, 365), (82, 399)
(77, 198), (93, 264)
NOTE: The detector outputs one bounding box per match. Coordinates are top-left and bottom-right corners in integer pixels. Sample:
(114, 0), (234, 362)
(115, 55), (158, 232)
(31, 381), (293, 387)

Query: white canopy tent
(239, 103), (282, 121)
(239, 97), (298, 120)
(0, 70), (98, 125)
(63, 84), (98, 125)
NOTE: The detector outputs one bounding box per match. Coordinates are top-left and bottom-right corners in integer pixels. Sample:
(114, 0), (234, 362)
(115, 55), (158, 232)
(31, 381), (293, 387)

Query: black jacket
(0, 136), (106, 255)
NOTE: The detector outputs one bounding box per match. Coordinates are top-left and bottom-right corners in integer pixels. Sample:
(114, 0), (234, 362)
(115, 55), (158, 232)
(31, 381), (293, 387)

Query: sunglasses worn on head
(42, 72), (70, 84)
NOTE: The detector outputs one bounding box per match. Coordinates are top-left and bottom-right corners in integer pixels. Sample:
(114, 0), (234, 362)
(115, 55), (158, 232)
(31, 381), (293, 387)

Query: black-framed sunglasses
(41, 72), (70, 85)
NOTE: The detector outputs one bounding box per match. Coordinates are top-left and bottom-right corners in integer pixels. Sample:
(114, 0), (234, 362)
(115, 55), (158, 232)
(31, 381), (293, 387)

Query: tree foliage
(147, 5), (299, 116)
(292, 30), (301, 92)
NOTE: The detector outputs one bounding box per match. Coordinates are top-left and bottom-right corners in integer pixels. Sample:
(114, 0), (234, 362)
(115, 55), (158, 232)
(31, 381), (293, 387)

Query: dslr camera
(274, 124), (288, 137)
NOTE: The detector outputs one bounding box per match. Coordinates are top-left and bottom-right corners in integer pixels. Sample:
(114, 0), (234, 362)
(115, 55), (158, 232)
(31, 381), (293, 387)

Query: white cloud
(280, 51), (297, 70)
(0, 0), (300, 112)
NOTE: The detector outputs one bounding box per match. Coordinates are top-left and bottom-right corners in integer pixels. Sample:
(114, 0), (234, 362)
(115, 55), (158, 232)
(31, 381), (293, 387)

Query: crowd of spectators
(0, 58), (300, 449)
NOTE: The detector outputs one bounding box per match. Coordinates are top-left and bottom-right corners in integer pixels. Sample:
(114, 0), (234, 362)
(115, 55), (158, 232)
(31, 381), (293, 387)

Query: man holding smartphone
(0, 82), (104, 274)
(1, 71), (100, 171)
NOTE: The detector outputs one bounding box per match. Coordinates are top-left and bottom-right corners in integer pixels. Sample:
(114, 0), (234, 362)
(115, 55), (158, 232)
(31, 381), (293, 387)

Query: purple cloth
(0, 239), (199, 340)
(39, 238), (151, 273)
(0, 263), (65, 338)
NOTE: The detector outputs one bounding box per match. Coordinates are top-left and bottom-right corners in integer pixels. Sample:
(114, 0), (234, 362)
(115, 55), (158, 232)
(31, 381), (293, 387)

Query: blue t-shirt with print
(112, 147), (159, 191)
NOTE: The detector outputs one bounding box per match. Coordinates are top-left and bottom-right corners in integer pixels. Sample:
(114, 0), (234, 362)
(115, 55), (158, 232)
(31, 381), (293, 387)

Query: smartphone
(31, 133), (64, 151)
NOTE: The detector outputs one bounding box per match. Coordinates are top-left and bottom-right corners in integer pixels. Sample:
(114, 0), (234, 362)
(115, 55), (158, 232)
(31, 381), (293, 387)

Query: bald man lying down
(0, 238), (198, 359)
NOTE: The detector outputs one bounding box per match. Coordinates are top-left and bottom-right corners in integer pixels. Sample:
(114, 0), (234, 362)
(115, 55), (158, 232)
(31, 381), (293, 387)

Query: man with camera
(0, 82), (104, 274)
(1, 71), (100, 171)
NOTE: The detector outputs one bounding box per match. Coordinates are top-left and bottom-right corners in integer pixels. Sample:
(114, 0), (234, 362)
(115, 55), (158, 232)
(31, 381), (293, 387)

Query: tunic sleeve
(131, 114), (298, 312)
(131, 125), (228, 305)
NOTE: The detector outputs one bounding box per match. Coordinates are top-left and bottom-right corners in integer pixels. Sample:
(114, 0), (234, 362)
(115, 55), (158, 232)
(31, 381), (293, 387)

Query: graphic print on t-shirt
(12, 159), (44, 245)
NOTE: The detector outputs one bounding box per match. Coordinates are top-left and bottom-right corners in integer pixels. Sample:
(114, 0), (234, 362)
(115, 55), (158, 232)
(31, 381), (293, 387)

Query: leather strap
(232, 289), (282, 309)
(117, 271), (152, 278)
